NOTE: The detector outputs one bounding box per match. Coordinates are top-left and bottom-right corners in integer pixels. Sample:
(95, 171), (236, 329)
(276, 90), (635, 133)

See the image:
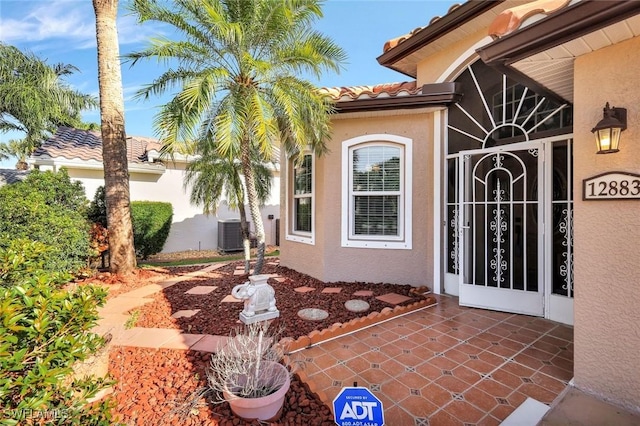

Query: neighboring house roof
(29, 127), (166, 174)
(0, 169), (28, 186)
(321, 81), (463, 113)
(29, 127), (281, 173)
(32, 127), (162, 164)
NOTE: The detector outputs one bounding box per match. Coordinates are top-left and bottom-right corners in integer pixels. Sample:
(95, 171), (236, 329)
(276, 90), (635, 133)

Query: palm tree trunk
(238, 199), (251, 274)
(93, 0), (137, 275)
(240, 139), (266, 275)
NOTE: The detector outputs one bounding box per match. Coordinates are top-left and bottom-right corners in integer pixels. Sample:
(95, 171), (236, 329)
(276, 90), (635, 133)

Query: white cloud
(0, 1), (165, 50)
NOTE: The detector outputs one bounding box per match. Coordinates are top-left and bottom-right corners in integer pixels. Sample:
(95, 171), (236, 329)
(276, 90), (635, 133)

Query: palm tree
(0, 43), (97, 166)
(93, 0), (137, 274)
(127, 0), (345, 274)
(183, 138), (273, 273)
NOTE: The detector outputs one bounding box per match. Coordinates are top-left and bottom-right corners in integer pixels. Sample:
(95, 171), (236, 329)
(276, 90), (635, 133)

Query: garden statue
(231, 274), (280, 324)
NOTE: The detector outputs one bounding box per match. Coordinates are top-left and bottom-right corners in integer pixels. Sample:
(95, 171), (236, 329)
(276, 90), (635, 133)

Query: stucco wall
(573, 35), (640, 412)
(280, 110), (435, 286)
(66, 165), (280, 253)
(416, 27), (490, 84)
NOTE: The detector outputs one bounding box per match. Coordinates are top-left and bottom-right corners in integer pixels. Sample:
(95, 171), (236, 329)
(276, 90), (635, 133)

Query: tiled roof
(31, 127), (163, 164)
(488, 0), (570, 38)
(319, 81), (420, 102)
(0, 169), (28, 186)
(383, 3), (463, 53)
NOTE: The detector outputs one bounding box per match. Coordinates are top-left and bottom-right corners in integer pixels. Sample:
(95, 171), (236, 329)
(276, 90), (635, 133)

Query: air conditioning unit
(218, 219), (248, 252)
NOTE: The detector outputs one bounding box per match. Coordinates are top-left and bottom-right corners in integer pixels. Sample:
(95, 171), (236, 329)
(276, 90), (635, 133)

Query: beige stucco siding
(416, 27), (490, 84)
(573, 35), (640, 412)
(281, 110), (436, 286)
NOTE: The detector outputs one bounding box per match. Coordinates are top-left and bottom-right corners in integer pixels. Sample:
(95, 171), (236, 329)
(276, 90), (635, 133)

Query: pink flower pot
(223, 361), (291, 421)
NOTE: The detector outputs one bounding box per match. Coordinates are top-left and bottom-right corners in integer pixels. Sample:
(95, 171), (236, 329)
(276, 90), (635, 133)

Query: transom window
(342, 135), (412, 249)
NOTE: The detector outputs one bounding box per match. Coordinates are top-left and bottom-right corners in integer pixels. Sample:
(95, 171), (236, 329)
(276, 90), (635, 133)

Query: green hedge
(0, 170), (90, 275)
(131, 201), (173, 259)
(0, 239), (115, 424)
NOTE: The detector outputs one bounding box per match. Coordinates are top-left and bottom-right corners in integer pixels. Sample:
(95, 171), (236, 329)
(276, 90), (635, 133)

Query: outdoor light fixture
(591, 103), (627, 154)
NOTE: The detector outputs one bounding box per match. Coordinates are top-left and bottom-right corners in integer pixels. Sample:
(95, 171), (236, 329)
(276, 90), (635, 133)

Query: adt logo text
(333, 387), (384, 426)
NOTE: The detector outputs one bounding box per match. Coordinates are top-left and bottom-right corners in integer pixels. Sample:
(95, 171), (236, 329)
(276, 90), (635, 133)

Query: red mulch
(102, 259), (429, 425)
(134, 260), (427, 340)
(109, 347), (335, 425)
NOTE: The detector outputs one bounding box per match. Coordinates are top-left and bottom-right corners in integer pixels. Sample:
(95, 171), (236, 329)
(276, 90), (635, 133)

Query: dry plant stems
(207, 322), (290, 400)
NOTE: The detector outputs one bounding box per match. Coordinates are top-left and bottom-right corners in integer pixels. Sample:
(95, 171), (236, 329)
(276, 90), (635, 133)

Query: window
(342, 135), (412, 249)
(491, 83), (572, 141)
(287, 153), (314, 244)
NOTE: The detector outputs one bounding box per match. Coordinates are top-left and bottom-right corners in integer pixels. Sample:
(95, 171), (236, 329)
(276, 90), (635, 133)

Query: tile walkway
(296, 296), (573, 425)
(97, 262), (574, 426)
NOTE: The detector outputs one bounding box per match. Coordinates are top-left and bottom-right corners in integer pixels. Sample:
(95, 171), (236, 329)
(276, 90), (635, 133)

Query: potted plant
(207, 322), (291, 421)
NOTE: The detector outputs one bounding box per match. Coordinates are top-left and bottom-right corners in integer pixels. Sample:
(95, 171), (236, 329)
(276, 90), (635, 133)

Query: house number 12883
(583, 172), (640, 200)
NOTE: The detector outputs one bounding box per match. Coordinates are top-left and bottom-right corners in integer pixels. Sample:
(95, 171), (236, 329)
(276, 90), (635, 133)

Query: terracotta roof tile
(319, 81), (420, 102)
(488, 0), (570, 38)
(383, 3), (463, 53)
(32, 127), (163, 164)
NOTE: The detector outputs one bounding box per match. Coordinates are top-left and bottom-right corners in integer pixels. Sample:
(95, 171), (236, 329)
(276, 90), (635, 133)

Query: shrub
(0, 239), (71, 288)
(87, 186), (108, 228)
(87, 187), (173, 259)
(0, 240), (115, 424)
(131, 201), (173, 259)
(0, 169), (91, 275)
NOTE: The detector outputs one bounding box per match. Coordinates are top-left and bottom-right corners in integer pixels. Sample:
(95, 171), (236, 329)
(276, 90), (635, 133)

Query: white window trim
(286, 152), (314, 245)
(341, 134), (412, 249)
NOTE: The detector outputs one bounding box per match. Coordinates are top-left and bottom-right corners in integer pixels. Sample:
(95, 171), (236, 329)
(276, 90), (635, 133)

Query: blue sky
(0, 0), (457, 168)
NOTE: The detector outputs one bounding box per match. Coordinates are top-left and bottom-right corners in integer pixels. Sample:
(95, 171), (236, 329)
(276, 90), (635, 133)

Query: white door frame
(440, 134), (574, 323)
(458, 140), (545, 316)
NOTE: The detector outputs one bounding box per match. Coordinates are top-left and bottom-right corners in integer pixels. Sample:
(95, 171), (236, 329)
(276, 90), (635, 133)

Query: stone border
(283, 294), (437, 353)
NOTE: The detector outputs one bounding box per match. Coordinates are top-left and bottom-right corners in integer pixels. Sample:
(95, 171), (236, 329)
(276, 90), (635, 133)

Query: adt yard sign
(333, 387), (384, 426)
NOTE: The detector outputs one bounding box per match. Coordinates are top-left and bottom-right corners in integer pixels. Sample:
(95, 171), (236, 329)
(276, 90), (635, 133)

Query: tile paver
(189, 334), (229, 353)
(321, 287), (342, 294)
(159, 333), (205, 350)
(376, 292), (412, 305)
(294, 286), (315, 293)
(221, 294), (242, 303)
(185, 285), (218, 295)
(296, 295), (574, 425)
(171, 309), (201, 319)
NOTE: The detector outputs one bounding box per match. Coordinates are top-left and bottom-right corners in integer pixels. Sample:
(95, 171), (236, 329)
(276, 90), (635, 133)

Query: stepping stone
(189, 335), (229, 353)
(233, 269), (253, 276)
(345, 300), (370, 313)
(298, 308), (329, 321)
(185, 286), (218, 295)
(221, 295), (243, 303)
(272, 277), (286, 283)
(353, 290), (374, 297)
(267, 262), (279, 266)
(322, 287), (342, 294)
(171, 309), (201, 319)
(376, 293), (412, 305)
(160, 333), (205, 350)
(294, 286), (315, 293)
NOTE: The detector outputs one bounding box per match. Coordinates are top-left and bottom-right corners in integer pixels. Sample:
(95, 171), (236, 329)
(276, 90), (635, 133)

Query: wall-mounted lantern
(591, 103), (627, 154)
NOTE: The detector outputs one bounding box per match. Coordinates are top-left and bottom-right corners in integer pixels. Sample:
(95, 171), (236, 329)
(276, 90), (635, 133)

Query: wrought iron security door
(458, 143), (544, 316)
